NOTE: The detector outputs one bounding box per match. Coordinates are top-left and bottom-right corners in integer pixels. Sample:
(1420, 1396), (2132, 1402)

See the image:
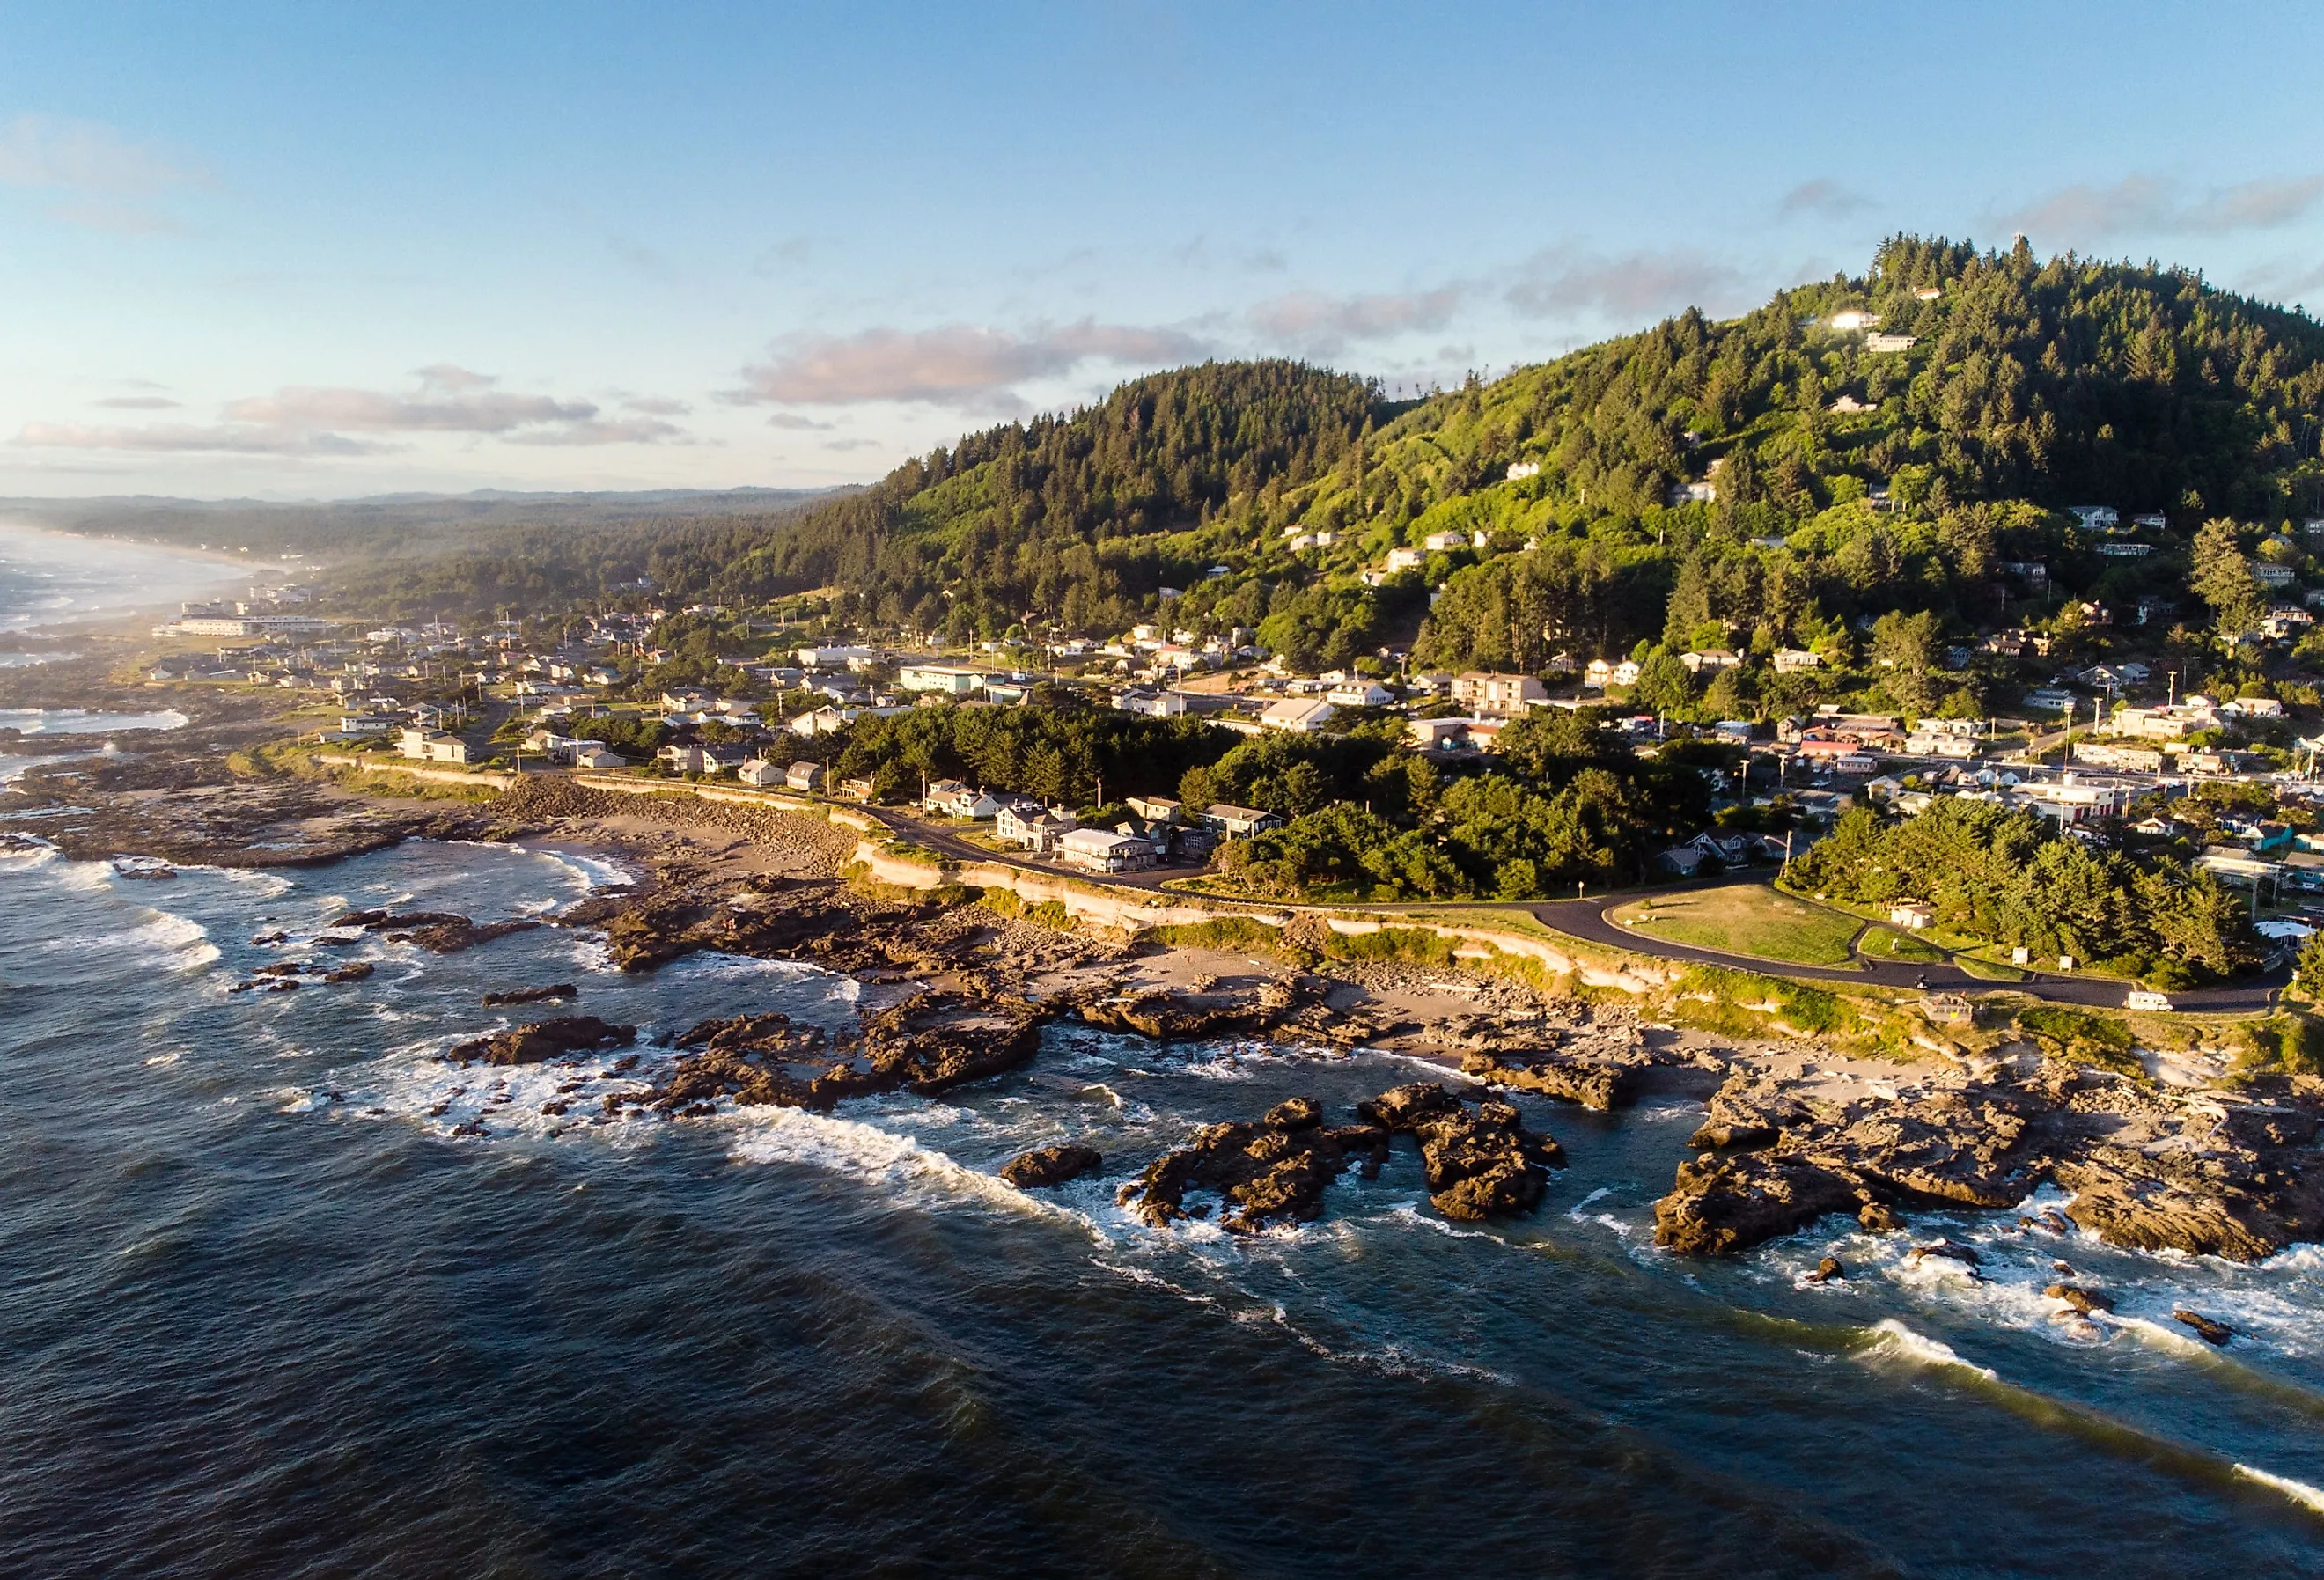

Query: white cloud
(2003, 173), (2324, 242)
(92, 395), (180, 410)
(17, 365), (690, 456)
(1777, 179), (1872, 218)
(0, 113), (205, 194)
(15, 423), (386, 457)
(1247, 286), (1465, 356)
(730, 320), (1210, 407)
(1505, 245), (1748, 320)
(0, 113), (209, 234)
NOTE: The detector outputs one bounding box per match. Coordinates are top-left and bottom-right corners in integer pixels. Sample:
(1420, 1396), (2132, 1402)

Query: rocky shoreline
(8, 721), (2321, 1268)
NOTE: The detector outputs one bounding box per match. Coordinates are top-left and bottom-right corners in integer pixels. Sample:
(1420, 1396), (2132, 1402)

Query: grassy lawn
(1860, 925), (1945, 964)
(1608, 886), (1864, 966)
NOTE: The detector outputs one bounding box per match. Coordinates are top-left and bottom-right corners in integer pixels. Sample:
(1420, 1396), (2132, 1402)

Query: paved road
(850, 804), (2283, 1014)
(1526, 882), (2286, 1015)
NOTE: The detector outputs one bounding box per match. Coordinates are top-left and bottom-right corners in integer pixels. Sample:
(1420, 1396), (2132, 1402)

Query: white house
(1583, 659), (1615, 690)
(1829, 309), (1880, 331)
(737, 758), (783, 787)
(1056, 827), (1155, 873)
(1506, 460), (1541, 480)
(898, 664), (988, 695)
(572, 745), (624, 770)
(658, 745), (731, 776)
(1326, 680), (1394, 708)
(785, 761), (826, 792)
(397, 727), (472, 765)
(1680, 650), (1744, 673)
(1261, 698), (1336, 732)
(1383, 547), (1424, 573)
(1773, 648), (1824, 672)
(1422, 531), (1467, 552)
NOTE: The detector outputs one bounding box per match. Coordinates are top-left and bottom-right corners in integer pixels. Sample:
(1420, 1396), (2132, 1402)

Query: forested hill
(341, 236), (2324, 659)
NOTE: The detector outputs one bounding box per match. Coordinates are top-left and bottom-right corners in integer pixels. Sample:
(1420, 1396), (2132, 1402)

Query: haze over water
(2, 547), (2322, 1575)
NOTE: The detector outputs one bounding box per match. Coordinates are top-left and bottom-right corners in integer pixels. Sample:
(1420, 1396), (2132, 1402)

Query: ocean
(0, 517), (246, 637)
(2, 559), (2322, 1576)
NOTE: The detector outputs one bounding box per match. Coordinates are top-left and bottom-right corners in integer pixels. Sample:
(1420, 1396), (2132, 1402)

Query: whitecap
(1863, 1317), (2000, 1382)
(2234, 1463), (2324, 1514)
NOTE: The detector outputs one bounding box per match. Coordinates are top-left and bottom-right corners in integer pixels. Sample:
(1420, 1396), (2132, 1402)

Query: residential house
(1864, 332), (1917, 353)
(1382, 547), (1424, 573)
(1451, 672), (1548, 716)
(573, 745), (624, 770)
(1261, 698), (1336, 732)
(1126, 796), (1182, 825)
(898, 664), (988, 696)
(1202, 804), (1284, 839)
(658, 745), (731, 776)
(1326, 680), (1394, 709)
(1680, 650), (1744, 673)
(1773, 648), (1824, 672)
(1889, 902), (1936, 930)
(737, 758), (783, 787)
(1056, 827), (1155, 873)
(785, 761), (826, 793)
(396, 727), (473, 766)
(1422, 531), (1468, 552)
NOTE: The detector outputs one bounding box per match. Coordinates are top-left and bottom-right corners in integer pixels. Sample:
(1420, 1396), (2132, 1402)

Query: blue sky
(2, 0), (2320, 499)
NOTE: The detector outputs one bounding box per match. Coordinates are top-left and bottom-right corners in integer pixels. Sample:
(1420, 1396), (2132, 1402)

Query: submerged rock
(1000, 1144), (1103, 1190)
(448, 1015), (636, 1067)
(1805, 1256), (1846, 1284)
(483, 983), (577, 1007)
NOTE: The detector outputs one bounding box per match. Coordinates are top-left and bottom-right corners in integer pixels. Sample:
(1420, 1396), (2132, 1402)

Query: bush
(2016, 1005), (2142, 1077)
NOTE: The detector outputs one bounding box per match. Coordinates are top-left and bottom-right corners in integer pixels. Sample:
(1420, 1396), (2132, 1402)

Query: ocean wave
(38, 908), (216, 970)
(726, 1105), (1090, 1225)
(532, 848), (637, 890)
(2232, 1462), (2324, 1514)
(1861, 1317), (2001, 1381)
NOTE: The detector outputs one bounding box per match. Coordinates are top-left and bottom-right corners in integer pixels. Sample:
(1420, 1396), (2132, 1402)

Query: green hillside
(675, 235), (2324, 697)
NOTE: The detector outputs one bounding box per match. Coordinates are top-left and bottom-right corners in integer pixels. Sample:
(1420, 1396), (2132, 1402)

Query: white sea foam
(1567, 1186), (1613, 1220)
(40, 908), (216, 970)
(2233, 1463), (2324, 1514)
(533, 848), (636, 890)
(727, 1105), (1087, 1225)
(1864, 1318), (2000, 1382)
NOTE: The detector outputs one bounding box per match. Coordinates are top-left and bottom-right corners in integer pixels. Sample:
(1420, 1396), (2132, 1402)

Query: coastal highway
(851, 804), (2286, 1014)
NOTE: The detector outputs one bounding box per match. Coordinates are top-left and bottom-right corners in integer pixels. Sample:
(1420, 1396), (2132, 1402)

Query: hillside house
(1202, 804), (1284, 839)
(1451, 672), (1548, 715)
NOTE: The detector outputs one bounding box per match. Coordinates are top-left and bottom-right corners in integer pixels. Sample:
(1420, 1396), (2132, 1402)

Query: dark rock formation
(322, 962), (373, 983)
(448, 1015), (636, 1066)
(2173, 1308), (2235, 1346)
(483, 983), (577, 1007)
(1656, 1063), (2324, 1261)
(2045, 1282), (2114, 1315)
(1120, 1098), (1386, 1232)
(1806, 1256), (1846, 1283)
(1357, 1083), (1564, 1220)
(1000, 1144), (1103, 1190)
(331, 909), (539, 954)
(1077, 977), (1328, 1044)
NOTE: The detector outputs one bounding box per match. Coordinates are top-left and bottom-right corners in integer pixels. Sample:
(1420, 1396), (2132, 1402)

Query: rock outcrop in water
(449, 1015), (636, 1067)
(1654, 1061), (2324, 1262)
(1120, 1086), (1564, 1231)
(1357, 1083), (1565, 1219)
(1121, 1097), (1387, 1231)
(332, 909), (540, 954)
(1000, 1144), (1103, 1190)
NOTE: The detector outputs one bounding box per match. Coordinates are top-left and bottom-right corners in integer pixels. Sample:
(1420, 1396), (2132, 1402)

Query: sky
(2, 0), (2321, 500)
